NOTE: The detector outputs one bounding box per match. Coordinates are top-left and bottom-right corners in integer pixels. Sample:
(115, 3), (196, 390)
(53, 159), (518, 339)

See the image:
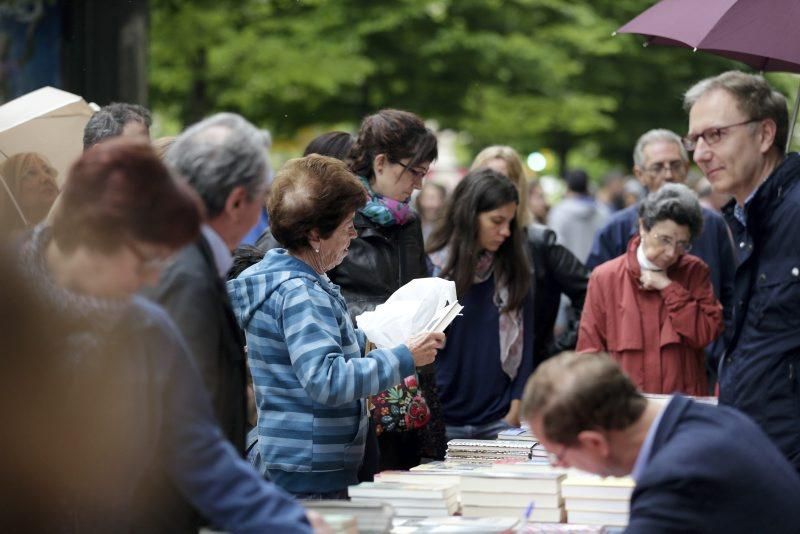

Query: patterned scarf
(358, 176), (413, 227)
(429, 248), (524, 380)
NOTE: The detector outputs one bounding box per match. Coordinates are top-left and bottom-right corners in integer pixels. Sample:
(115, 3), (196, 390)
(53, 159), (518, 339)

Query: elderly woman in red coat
(577, 183), (723, 395)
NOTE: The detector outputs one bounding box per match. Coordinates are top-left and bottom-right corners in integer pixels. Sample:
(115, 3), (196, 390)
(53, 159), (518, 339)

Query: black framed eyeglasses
(392, 159), (429, 181)
(682, 118), (762, 151)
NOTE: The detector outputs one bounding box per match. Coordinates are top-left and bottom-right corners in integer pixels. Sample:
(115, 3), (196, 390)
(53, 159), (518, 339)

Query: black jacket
(526, 224), (590, 362)
(329, 212), (429, 319)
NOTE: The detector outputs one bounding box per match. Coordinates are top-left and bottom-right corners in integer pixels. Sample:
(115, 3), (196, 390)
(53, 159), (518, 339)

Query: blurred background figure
(82, 102), (152, 150)
(471, 145), (532, 227)
(0, 152), (59, 236)
(548, 168), (610, 263)
(415, 180), (447, 242)
(596, 170), (627, 213)
(527, 177), (550, 225)
(578, 184), (723, 395)
(428, 168), (534, 439)
(152, 136), (176, 160)
(239, 129), (273, 246)
(303, 130), (355, 159)
(623, 176), (647, 207)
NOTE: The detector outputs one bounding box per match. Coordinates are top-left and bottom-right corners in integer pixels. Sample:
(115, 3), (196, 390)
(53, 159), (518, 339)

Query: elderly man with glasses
(685, 71), (800, 473)
(585, 129), (736, 388)
(521, 352), (800, 534)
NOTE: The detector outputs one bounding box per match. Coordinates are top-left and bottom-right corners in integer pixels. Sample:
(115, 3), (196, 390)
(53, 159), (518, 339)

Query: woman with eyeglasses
(329, 109), (447, 475)
(577, 183), (724, 395)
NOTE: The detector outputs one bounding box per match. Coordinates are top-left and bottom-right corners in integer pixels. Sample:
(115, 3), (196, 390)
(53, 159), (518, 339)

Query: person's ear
(758, 118), (778, 154)
(633, 164), (644, 182)
(576, 429), (610, 458)
(373, 153), (388, 177)
(307, 229), (322, 253)
(225, 185), (249, 222)
(638, 220), (647, 238)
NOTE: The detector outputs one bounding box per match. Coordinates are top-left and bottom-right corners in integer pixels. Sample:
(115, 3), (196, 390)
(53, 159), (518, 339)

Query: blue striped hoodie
(227, 249), (414, 494)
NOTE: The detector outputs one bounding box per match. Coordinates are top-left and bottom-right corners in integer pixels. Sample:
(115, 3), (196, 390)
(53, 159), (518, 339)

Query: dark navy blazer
(628, 395), (800, 533)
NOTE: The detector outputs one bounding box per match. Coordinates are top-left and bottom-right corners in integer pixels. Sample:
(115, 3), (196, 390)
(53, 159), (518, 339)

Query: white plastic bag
(355, 278), (458, 348)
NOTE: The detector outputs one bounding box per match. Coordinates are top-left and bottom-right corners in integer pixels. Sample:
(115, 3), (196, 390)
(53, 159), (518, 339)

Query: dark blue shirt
(435, 276), (534, 427)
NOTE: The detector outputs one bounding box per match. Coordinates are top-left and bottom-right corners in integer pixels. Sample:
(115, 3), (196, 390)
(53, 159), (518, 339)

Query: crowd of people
(2, 68), (800, 532)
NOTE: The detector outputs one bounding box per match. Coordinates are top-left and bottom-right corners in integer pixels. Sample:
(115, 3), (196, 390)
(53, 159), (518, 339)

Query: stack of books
(300, 500), (393, 534)
(445, 439), (538, 463)
(458, 470), (566, 523)
(348, 480), (459, 518)
(561, 473), (634, 527)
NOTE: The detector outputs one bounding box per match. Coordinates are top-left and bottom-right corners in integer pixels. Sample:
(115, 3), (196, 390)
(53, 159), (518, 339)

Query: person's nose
(499, 222), (511, 238)
(693, 138), (713, 165)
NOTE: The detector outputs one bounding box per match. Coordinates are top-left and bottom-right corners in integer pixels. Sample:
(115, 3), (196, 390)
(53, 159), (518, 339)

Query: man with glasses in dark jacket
(684, 70), (800, 473)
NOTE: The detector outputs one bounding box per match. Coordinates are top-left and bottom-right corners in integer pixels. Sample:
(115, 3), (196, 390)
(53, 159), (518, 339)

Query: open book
(422, 300), (464, 333)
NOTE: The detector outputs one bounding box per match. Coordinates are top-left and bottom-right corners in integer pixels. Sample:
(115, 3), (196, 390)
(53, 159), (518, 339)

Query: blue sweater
(227, 249), (415, 494)
(435, 276), (535, 426)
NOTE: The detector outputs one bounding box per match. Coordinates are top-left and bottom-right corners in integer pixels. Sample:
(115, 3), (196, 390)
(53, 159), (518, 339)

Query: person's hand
(306, 510), (334, 534)
(406, 331), (446, 367)
(503, 400), (521, 428)
(640, 269), (671, 291)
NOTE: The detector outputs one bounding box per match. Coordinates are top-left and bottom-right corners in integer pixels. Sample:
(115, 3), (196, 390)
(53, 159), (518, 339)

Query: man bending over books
(521, 352), (800, 533)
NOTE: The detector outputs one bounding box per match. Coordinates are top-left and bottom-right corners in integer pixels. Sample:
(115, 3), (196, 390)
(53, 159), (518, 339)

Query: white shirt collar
(201, 224), (233, 278)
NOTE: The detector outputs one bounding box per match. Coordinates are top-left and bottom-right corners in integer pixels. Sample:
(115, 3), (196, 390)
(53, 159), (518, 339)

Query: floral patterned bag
(369, 374), (431, 435)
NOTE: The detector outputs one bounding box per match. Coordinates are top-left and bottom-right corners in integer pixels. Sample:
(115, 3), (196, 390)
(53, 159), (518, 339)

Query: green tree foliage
(150, 0), (752, 171)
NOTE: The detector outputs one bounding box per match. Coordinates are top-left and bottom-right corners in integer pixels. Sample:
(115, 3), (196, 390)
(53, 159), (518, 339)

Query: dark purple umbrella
(616, 0), (800, 149)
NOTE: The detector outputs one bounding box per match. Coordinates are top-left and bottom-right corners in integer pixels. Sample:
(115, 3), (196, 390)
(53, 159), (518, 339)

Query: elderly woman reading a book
(227, 155), (444, 499)
(428, 168), (536, 440)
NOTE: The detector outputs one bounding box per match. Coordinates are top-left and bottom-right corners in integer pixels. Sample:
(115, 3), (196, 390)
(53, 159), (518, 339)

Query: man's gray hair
(683, 70), (789, 155)
(633, 129), (688, 168)
(82, 102), (152, 150)
(638, 183), (703, 239)
(166, 113), (271, 218)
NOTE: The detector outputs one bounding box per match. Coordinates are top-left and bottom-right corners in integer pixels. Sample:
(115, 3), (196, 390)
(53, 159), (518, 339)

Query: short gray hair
(633, 129), (688, 168)
(83, 102), (152, 150)
(638, 183), (703, 239)
(683, 70), (788, 155)
(166, 113), (271, 218)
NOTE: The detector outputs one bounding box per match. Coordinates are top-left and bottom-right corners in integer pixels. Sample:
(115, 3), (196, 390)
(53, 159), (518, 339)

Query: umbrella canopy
(0, 86), (93, 188)
(617, 0), (800, 149)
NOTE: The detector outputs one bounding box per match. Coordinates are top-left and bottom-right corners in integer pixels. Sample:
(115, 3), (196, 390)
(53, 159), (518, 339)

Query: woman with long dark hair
(427, 168), (535, 439)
